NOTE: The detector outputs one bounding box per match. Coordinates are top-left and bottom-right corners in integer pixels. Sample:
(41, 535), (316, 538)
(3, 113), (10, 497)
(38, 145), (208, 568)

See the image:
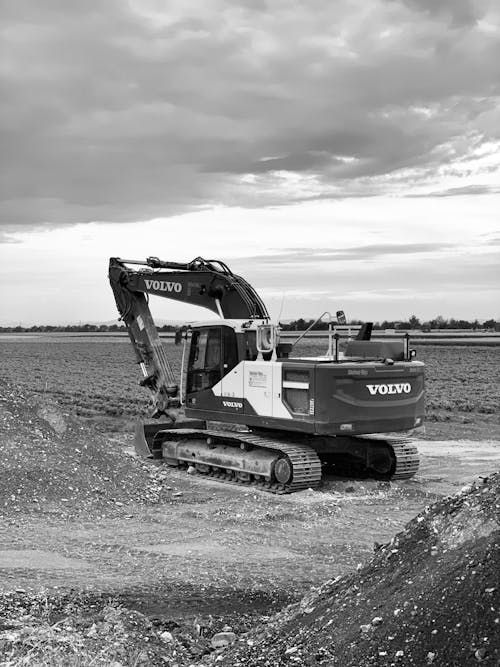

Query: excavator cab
(186, 325), (239, 394)
(185, 321), (280, 395)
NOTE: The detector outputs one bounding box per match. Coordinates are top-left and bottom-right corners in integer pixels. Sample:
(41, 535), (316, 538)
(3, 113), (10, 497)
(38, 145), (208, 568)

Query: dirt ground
(0, 374), (499, 664)
(1, 434), (498, 621)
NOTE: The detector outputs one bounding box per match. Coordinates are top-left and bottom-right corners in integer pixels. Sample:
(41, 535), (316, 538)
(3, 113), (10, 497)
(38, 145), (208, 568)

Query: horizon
(1, 314), (497, 329)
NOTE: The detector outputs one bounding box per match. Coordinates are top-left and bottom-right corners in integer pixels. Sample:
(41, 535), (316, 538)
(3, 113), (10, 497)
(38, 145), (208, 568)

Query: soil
(216, 474), (500, 667)
(0, 379), (499, 665)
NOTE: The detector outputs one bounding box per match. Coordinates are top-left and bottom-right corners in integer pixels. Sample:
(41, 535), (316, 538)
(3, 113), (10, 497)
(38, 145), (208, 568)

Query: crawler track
(386, 439), (420, 479)
(153, 429), (322, 494)
(150, 429), (419, 493)
(355, 435), (420, 479)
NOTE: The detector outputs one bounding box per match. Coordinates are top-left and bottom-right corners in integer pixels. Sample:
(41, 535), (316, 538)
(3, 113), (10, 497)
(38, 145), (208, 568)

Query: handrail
(291, 311), (333, 349)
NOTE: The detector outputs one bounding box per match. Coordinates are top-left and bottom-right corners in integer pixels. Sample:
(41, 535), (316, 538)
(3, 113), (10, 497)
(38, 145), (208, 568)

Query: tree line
(0, 323), (177, 333)
(0, 316), (499, 333)
(280, 316), (499, 331)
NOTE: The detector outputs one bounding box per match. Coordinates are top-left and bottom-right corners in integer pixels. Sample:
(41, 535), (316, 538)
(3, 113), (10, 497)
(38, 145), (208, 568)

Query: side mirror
(256, 324), (279, 356)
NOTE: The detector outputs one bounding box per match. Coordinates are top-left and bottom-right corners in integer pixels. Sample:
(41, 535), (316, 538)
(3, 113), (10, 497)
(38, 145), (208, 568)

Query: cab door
(186, 327), (222, 394)
(220, 327), (244, 398)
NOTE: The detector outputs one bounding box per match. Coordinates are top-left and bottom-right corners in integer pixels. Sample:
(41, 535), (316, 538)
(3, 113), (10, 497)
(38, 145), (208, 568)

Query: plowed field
(0, 335), (498, 440)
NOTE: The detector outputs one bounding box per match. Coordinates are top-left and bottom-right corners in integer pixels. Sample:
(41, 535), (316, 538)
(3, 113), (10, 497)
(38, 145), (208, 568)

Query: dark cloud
(409, 185), (500, 198)
(239, 243), (456, 265)
(0, 231), (21, 244)
(392, 0), (479, 28)
(1, 0), (499, 231)
(482, 236), (500, 246)
(239, 249), (500, 301)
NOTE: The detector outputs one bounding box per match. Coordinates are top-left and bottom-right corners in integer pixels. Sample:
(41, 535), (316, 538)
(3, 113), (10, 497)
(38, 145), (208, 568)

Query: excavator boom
(108, 256), (269, 416)
(110, 256), (268, 319)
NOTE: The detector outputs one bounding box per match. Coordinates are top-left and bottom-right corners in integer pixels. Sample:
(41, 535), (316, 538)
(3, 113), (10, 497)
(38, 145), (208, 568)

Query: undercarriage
(138, 425), (420, 494)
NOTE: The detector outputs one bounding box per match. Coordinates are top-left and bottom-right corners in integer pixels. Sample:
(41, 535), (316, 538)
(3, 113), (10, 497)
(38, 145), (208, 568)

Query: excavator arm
(108, 256), (269, 417)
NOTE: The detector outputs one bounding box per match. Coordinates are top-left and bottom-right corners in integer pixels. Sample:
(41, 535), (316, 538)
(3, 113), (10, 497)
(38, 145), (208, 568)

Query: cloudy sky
(1, 0), (499, 325)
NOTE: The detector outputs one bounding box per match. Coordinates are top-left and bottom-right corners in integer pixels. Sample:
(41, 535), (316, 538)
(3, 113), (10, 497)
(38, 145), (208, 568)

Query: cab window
(187, 326), (239, 394)
(187, 328), (221, 393)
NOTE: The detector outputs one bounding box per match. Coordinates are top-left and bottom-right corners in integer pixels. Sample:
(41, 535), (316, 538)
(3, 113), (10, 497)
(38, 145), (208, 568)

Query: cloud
(1, 0), (500, 231)
(393, 0), (480, 28)
(240, 242), (456, 265)
(416, 185), (500, 197)
(244, 249), (500, 298)
(0, 231), (21, 244)
(411, 184), (500, 197)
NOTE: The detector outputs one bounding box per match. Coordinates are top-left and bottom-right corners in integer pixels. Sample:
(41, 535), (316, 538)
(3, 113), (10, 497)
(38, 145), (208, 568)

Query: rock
(427, 652), (436, 664)
(86, 623), (98, 637)
(371, 616), (383, 626)
(360, 624), (372, 633)
(395, 650), (404, 658)
(187, 466), (196, 475)
(475, 648), (488, 661)
(211, 631), (237, 649)
(172, 492), (183, 498)
(160, 631), (174, 643)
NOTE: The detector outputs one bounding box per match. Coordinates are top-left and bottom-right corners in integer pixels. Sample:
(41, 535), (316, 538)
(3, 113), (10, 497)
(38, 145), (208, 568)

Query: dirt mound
(215, 474), (500, 666)
(0, 380), (172, 517)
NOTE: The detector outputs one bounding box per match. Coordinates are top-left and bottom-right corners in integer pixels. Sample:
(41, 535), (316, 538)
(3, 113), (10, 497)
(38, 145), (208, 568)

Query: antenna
(277, 292), (286, 324)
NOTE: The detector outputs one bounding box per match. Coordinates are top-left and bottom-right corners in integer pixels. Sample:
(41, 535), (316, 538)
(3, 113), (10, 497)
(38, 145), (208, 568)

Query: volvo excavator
(109, 256), (425, 493)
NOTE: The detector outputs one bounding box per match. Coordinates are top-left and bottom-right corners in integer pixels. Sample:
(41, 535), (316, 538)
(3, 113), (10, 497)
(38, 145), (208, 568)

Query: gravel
(0, 379), (184, 519)
(211, 474), (500, 666)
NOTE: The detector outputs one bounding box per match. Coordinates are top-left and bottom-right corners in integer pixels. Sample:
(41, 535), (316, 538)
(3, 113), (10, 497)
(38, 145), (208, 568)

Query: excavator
(109, 256), (425, 493)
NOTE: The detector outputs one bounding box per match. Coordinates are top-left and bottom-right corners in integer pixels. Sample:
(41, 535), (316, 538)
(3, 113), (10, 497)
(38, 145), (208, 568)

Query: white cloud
(1, 195), (498, 324)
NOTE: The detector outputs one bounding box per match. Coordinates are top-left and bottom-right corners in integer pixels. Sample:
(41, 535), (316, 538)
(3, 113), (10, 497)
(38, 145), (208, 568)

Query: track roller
(153, 429), (322, 494)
